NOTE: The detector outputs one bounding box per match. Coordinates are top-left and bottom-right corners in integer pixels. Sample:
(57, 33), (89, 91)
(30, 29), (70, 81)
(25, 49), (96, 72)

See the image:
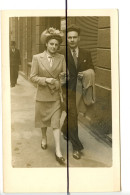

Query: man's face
(46, 39), (59, 54)
(67, 31), (80, 49)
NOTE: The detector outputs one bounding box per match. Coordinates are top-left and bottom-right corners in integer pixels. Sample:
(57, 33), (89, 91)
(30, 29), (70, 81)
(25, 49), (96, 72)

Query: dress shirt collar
(46, 51), (55, 58)
(46, 51), (55, 67)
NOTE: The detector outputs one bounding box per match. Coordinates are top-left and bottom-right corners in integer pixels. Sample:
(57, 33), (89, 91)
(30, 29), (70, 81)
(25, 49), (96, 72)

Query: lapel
(78, 48), (90, 71)
(68, 48), (80, 73)
(38, 51), (61, 78)
(77, 48), (81, 70)
(78, 48), (86, 71)
(68, 48), (77, 71)
(51, 53), (62, 77)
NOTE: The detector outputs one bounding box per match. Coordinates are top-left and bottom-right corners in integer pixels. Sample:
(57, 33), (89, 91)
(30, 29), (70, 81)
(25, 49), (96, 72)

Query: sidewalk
(11, 74), (112, 167)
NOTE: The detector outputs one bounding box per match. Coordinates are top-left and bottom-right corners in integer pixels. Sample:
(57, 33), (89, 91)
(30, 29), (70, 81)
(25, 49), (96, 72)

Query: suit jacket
(30, 51), (66, 102)
(10, 48), (21, 69)
(67, 48), (94, 99)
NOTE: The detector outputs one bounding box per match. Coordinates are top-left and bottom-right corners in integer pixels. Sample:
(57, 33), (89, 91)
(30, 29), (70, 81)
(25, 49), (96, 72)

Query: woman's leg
(53, 128), (62, 157)
(41, 127), (47, 146)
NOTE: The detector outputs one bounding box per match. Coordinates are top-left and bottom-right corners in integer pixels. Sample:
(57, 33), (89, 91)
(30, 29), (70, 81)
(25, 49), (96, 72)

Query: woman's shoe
(41, 143), (47, 150)
(55, 153), (65, 165)
(41, 138), (47, 150)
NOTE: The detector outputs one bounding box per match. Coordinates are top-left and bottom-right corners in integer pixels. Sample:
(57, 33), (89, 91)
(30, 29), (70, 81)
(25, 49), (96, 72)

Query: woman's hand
(59, 72), (66, 85)
(45, 78), (56, 84)
(59, 72), (66, 77)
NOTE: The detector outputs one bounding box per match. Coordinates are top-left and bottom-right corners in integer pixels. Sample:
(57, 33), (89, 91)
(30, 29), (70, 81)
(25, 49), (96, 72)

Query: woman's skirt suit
(30, 51), (66, 129)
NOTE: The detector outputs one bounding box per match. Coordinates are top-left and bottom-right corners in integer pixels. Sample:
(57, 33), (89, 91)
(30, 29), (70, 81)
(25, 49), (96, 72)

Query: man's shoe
(73, 150), (81, 160)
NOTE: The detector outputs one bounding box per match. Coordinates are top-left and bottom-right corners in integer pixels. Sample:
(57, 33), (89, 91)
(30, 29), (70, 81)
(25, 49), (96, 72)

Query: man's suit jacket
(10, 48), (21, 69)
(30, 51), (66, 102)
(67, 48), (94, 99)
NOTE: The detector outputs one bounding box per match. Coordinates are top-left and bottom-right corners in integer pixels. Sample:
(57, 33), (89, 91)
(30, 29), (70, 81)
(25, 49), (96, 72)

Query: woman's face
(46, 39), (59, 54)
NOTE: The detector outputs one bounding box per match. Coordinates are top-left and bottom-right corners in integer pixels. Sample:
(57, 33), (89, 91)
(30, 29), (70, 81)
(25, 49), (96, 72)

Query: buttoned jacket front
(30, 51), (66, 102)
(67, 47), (94, 98)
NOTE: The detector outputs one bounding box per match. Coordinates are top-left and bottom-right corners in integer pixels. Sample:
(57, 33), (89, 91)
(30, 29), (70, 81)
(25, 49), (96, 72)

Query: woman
(30, 27), (66, 165)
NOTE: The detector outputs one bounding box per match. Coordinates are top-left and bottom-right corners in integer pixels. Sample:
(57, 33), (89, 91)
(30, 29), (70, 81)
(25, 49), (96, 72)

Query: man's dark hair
(67, 24), (80, 35)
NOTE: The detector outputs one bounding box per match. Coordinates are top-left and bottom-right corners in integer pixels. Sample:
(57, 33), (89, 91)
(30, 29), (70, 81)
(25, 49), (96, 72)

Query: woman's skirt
(35, 100), (61, 129)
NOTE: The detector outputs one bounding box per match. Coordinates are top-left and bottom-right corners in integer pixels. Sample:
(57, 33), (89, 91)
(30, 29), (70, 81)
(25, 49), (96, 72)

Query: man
(10, 41), (21, 87)
(61, 24), (94, 160)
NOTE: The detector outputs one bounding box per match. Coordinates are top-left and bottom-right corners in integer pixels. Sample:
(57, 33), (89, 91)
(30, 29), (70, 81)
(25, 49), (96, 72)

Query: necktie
(48, 56), (53, 67)
(72, 49), (78, 68)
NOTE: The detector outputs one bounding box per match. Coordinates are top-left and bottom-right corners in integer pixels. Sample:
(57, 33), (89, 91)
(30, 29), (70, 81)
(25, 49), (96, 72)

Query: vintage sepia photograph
(10, 16), (112, 168)
(2, 10), (120, 193)
(9, 16), (112, 168)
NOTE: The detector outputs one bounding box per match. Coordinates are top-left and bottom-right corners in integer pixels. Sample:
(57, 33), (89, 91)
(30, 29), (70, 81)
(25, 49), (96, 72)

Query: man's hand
(78, 72), (83, 80)
(45, 78), (56, 84)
